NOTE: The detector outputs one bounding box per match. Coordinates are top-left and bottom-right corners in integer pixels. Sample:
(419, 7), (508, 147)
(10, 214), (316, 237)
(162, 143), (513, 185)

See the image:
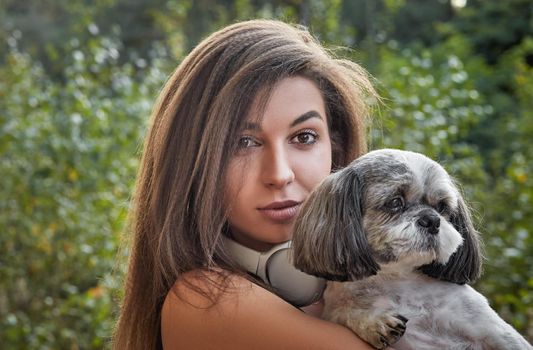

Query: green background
(1, 0), (532, 348)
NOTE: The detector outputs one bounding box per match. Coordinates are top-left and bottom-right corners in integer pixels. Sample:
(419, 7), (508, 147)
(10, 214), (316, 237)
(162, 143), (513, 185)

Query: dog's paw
(347, 313), (408, 349)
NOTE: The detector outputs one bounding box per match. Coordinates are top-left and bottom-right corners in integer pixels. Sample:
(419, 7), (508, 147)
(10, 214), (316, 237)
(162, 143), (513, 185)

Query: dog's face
(292, 149), (483, 284)
(357, 149), (463, 268)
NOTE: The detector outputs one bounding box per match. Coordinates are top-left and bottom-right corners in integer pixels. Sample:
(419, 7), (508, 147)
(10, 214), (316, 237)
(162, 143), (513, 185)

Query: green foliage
(475, 37), (533, 337)
(452, 0), (533, 64)
(0, 32), (168, 349)
(372, 42), (488, 156)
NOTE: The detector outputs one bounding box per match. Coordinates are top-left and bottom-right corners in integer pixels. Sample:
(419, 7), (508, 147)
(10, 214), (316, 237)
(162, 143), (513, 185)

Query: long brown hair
(112, 19), (377, 350)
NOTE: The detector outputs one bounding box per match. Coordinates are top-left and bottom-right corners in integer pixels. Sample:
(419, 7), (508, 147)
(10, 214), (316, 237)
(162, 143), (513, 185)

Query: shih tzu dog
(291, 149), (532, 350)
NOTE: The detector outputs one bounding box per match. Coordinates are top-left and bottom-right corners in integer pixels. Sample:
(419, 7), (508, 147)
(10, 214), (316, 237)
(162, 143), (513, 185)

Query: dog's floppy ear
(291, 168), (380, 282)
(419, 195), (483, 284)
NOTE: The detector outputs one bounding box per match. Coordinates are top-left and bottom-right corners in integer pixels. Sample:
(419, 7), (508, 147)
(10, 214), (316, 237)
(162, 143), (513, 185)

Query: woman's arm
(161, 272), (376, 350)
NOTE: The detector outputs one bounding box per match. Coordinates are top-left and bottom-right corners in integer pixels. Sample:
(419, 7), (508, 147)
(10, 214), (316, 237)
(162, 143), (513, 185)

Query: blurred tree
(339, 0), (455, 47)
(0, 31), (169, 348)
(452, 0), (533, 65)
(448, 0), (533, 178)
(0, 0), (178, 79)
(476, 38), (533, 339)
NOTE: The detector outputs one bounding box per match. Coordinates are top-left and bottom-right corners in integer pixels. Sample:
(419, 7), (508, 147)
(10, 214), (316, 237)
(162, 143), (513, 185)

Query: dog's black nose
(417, 212), (440, 234)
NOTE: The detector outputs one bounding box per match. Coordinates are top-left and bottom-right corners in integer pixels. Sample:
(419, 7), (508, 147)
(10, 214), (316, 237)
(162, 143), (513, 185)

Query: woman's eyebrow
(242, 110), (323, 131)
(290, 110), (323, 127)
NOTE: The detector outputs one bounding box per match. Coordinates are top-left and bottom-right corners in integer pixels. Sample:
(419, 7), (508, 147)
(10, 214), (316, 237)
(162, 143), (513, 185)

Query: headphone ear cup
(266, 248), (326, 307)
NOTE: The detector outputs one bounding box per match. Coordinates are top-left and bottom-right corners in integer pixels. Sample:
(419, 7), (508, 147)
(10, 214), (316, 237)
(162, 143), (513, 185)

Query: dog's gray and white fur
(292, 149), (531, 350)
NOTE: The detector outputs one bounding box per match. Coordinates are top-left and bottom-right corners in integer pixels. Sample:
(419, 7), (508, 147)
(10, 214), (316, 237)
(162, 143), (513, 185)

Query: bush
(0, 33), (168, 349)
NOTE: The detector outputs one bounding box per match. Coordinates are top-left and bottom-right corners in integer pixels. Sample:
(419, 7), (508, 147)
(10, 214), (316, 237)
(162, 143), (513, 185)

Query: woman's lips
(258, 201), (301, 222)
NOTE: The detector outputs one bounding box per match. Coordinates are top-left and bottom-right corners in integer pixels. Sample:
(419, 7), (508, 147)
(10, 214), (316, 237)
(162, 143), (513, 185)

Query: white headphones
(221, 235), (326, 307)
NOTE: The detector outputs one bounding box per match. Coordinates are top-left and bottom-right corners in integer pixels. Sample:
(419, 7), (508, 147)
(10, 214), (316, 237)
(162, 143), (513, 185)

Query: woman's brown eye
(293, 131), (317, 145)
(237, 136), (259, 148)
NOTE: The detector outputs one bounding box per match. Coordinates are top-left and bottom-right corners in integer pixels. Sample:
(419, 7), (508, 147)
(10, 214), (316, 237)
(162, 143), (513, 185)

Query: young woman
(113, 19), (382, 349)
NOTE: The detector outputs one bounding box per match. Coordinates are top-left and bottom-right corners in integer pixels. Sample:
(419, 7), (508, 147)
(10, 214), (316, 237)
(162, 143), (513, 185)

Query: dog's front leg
(322, 282), (408, 349)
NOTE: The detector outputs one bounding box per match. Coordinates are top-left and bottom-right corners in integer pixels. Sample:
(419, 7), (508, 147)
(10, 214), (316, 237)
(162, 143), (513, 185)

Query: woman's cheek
(299, 144), (332, 186)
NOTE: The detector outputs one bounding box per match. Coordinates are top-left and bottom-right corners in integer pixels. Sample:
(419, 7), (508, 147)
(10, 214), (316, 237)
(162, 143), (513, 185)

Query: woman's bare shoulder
(161, 270), (374, 350)
(163, 269), (249, 307)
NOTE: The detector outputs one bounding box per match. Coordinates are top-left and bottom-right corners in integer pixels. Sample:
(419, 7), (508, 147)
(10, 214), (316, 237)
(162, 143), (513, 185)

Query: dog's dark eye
(437, 201), (448, 214)
(386, 197), (405, 212)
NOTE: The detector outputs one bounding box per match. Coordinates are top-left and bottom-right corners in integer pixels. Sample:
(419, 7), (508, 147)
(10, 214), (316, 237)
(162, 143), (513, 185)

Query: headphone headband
(221, 235), (326, 307)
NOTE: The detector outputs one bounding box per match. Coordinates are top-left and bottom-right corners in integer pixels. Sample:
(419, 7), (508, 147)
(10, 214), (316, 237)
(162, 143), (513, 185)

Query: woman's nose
(261, 147), (295, 189)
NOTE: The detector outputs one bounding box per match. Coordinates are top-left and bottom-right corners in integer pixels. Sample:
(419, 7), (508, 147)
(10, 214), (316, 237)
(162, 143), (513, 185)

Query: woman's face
(225, 76), (333, 251)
